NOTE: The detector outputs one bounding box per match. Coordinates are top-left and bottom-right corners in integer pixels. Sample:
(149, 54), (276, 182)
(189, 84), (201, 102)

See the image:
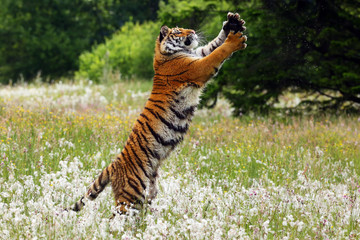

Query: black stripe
(128, 133), (135, 143)
(140, 113), (149, 121)
(170, 55), (187, 61)
(123, 189), (136, 200)
(135, 138), (154, 168)
(187, 82), (201, 88)
(125, 157), (139, 179)
(122, 190), (136, 202)
(92, 182), (98, 192)
(128, 178), (139, 188)
(106, 168), (110, 179)
(144, 107), (159, 119)
(128, 143), (150, 179)
(146, 145), (160, 159)
(154, 69), (189, 77)
(145, 122), (165, 145)
(169, 106), (186, 119)
(128, 179), (145, 200)
(152, 83), (168, 87)
(133, 171), (146, 190)
(171, 79), (186, 84)
(160, 50), (173, 56)
(151, 92), (174, 98)
(140, 132), (149, 143)
(98, 172), (106, 188)
(154, 104), (166, 112)
(148, 98), (164, 104)
(133, 129), (143, 144)
(122, 147), (135, 173)
(145, 122), (180, 147)
(157, 113), (189, 133)
(137, 138), (151, 160)
(183, 105), (196, 117)
(156, 55), (187, 66)
(111, 163), (116, 171)
(210, 42), (217, 52)
(137, 119), (148, 133)
(187, 59), (199, 66)
(201, 48), (205, 56)
(124, 146), (141, 177)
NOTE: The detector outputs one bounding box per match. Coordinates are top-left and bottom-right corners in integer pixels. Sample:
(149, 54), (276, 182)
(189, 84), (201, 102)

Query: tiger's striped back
(70, 12), (247, 214)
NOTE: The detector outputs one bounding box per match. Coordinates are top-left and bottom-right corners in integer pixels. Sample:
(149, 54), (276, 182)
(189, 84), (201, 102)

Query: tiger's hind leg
(147, 177), (158, 204)
(112, 180), (145, 214)
(111, 178), (157, 218)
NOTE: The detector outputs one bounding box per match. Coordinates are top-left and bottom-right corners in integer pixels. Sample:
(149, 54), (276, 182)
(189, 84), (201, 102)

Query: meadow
(0, 80), (359, 239)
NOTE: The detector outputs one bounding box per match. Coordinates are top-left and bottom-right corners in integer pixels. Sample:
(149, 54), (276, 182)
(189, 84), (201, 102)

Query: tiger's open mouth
(184, 34), (198, 49)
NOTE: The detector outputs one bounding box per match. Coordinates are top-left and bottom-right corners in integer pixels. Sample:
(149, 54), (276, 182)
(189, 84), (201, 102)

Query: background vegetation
(0, 0), (359, 113)
(0, 0), (159, 83)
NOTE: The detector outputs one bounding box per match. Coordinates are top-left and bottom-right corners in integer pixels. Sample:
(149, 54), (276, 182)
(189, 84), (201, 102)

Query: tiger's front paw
(225, 31), (247, 51)
(223, 12), (246, 36)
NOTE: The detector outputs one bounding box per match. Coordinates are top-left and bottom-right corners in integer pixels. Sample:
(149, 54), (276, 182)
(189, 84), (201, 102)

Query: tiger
(70, 12), (247, 214)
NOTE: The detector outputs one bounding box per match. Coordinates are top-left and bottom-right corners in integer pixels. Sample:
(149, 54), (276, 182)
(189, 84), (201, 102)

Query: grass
(0, 79), (359, 239)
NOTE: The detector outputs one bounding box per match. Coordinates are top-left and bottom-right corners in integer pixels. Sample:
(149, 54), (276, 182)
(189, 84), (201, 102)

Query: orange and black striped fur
(71, 12), (247, 213)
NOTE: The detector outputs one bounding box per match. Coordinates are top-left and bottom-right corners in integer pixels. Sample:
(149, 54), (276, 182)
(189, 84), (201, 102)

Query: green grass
(0, 80), (359, 239)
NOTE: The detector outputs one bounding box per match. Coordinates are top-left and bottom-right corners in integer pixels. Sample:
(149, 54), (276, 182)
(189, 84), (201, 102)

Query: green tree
(0, 0), (160, 83)
(222, 0), (360, 114)
(158, 0), (360, 113)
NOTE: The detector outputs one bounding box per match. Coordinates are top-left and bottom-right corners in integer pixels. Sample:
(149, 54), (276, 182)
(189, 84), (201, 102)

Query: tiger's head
(158, 25), (198, 54)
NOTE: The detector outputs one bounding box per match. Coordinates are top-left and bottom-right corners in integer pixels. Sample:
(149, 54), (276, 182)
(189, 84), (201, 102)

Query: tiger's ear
(159, 25), (169, 42)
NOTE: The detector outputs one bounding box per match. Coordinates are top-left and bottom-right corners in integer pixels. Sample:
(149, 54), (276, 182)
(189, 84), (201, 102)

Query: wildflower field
(0, 80), (359, 239)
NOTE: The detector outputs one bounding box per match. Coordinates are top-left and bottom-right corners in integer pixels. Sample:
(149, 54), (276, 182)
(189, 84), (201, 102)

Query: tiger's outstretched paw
(223, 12), (246, 35)
(225, 31), (247, 51)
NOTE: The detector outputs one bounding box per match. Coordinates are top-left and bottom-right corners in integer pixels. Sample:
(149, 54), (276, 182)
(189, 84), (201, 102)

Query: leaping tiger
(70, 12), (247, 214)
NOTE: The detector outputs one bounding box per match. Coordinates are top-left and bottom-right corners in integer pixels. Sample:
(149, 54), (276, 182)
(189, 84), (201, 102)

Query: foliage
(224, 0), (360, 114)
(157, 0), (221, 29)
(0, 0), (160, 84)
(76, 21), (160, 82)
(1, 0), (359, 113)
(109, 0), (160, 25)
(158, 0), (360, 114)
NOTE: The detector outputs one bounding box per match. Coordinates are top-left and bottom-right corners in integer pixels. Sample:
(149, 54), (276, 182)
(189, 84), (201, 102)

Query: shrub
(76, 21), (160, 82)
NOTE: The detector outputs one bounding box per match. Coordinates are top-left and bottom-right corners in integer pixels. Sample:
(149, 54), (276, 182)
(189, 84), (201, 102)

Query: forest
(1, 0), (359, 114)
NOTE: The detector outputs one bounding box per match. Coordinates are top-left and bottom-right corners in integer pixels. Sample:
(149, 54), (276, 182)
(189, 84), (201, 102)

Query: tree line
(0, 0), (359, 114)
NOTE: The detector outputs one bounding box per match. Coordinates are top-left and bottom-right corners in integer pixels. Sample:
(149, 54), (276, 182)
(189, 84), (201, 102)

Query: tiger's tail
(71, 163), (113, 212)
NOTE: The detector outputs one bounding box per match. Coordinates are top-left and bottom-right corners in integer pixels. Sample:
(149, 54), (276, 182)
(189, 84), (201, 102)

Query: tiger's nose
(190, 30), (195, 34)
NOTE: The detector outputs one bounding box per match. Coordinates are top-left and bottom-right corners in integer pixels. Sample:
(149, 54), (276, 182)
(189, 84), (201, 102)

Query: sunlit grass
(0, 80), (359, 239)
